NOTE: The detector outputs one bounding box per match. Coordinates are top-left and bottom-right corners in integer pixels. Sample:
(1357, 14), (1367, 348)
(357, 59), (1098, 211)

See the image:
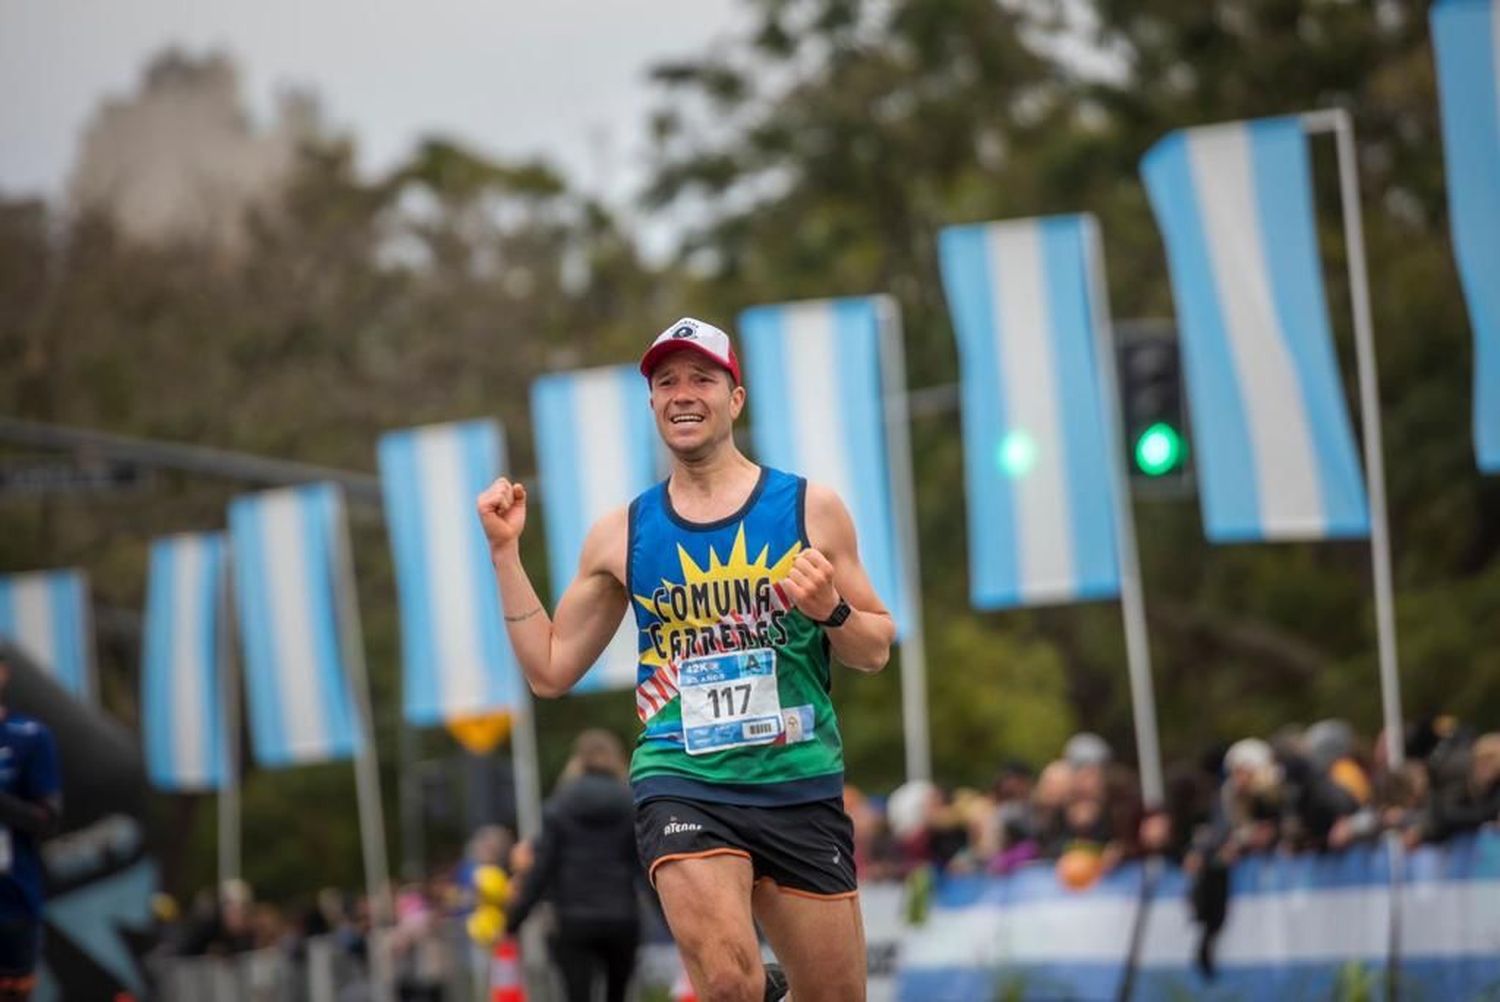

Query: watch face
(824, 599), (852, 627)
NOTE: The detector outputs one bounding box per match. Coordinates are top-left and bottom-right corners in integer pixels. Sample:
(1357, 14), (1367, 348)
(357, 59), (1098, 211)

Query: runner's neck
(667, 447), (761, 524)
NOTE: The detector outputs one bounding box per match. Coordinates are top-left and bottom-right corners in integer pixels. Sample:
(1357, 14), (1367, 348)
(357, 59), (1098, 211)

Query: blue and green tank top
(626, 466), (845, 806)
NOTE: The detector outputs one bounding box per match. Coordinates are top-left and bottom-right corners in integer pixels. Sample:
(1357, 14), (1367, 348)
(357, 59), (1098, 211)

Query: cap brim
(640, 341), (738, 383)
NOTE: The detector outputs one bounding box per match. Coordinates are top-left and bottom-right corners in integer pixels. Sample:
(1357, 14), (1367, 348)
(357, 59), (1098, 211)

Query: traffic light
(1134, 422), (1183, 477)
(1116, 323), (1190, 483)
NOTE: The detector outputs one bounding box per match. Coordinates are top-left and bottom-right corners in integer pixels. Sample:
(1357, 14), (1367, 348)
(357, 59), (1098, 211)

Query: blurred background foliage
(1, 0), (1497, 900)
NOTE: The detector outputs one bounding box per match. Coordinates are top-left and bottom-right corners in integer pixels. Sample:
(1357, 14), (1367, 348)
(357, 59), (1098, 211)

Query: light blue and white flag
(938, 214), (1120, 608)
(0, 568), (93, 700)
(737, 297), (912, 631)
(1432, 0), (1500, 473)
(378, 420), (518, 723)
(1142, 117), (1371, 541)
(531, 366), (658, 690)
(228, 483), (361, 767)
(141, 533), (228, 791)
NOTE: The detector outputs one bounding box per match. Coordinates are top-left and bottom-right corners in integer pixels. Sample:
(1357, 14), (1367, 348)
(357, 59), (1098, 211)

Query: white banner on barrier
(895, 836), (1500, 1001)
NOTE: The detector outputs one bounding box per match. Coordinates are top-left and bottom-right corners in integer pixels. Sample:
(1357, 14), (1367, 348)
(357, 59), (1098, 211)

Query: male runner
(478, 317), (894, 1002)
(0, 657), (62, 1002)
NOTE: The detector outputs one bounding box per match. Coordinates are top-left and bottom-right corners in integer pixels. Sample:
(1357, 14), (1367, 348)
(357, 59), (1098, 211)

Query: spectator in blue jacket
(0, 658), (61, 1002)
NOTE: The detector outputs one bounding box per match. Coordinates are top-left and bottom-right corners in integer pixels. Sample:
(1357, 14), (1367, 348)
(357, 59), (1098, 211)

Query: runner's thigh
(753, 881), (866, 1002)
(655, 853), (762, 998)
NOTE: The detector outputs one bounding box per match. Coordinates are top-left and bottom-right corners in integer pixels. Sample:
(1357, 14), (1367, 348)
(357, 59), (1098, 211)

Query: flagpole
(398, 694), (424, 880)
(344, 635), (393, 929)
(1300, 107), (1405, 772)
(1083, 222), (1165, 810)
(510, 677), (543, 839)
(876, 296), (932, 784)
(218, 564), (241, 887)
(336, 546), (397, 1002)
(1303, 106), (1406, 1001)
(329, 497), (394, 930)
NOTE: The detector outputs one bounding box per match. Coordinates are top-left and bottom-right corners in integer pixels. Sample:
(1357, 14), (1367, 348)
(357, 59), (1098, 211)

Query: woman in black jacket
(506, 729), (642, 1002)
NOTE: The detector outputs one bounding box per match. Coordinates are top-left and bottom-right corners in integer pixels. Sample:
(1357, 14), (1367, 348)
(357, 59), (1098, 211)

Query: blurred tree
(640, 0), (1500, 782)
(3, 0), (1499, 901)
(0, 94), (673, 897)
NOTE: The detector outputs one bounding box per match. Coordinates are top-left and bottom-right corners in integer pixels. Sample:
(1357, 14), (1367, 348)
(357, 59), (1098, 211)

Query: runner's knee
(697, 966), (762, 1002)
(686, 938), (761, 1002)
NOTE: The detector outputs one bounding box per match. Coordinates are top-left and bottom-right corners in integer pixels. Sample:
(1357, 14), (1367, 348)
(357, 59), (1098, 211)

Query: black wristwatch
(813, 596), (852, 628)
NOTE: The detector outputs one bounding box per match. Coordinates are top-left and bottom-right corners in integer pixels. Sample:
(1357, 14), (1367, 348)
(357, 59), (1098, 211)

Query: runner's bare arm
(786, 482), (895, 673)
(479, 478), (629, 697)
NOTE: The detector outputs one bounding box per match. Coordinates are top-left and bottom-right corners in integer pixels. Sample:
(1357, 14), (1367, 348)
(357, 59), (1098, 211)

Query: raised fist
(476, 478), (528, 553)
(782, 547), (839, 622)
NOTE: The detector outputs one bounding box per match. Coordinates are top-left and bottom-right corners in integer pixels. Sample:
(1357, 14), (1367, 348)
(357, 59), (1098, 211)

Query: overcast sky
(0, 0), (747, 205)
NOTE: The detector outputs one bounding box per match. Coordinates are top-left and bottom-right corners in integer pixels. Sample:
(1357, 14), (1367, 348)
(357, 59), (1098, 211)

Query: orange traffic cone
(490, 936), (525, 1002)
(671, 968), (698, 1002)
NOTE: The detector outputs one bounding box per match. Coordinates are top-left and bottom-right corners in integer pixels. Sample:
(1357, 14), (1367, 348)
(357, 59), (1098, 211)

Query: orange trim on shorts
(760, 878), (859, 901)
(649, 847), (752, 886)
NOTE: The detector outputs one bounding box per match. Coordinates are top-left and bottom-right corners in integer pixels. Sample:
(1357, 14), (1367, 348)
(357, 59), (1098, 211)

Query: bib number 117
(705, 683), (753, 719)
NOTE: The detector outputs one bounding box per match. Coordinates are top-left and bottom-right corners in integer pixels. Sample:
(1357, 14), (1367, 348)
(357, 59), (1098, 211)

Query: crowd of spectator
(149, 732), (644, 1001)
(840, 716), (1500, 979)
(150, 826), (520, 1000)
(146, 717), (1500, 994)
(845, 716), (1500, 884)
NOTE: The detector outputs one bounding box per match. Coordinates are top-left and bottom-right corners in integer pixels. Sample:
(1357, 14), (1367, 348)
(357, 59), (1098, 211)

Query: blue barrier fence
(896, 830), (1500, 1001)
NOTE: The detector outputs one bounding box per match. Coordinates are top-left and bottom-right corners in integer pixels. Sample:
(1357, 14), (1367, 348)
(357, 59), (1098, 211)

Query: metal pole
(1301, 108), (1406, 771)
(346, 665), (393, 927)
(217, 568), (241, 887)
(876, 296), (932, 783)
(348, 679), (393, 928)
(1303, 105), (1406, 1002)
(330, 497), (394, 930)
(398, 702), (424, 880)
(509, 680), (543, 839)
(0, 417), (383, 505)
(1085, 221), (1165, 809)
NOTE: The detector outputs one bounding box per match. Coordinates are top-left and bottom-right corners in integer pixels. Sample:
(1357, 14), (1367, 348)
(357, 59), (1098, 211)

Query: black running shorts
(635, 796), (857, 898)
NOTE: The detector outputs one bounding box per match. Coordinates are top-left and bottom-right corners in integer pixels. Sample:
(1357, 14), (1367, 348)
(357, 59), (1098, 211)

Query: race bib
(679, 648), (783, 755)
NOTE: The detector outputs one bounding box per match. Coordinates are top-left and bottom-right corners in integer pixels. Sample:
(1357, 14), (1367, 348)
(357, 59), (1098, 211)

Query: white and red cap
(639, 317), (742, 384)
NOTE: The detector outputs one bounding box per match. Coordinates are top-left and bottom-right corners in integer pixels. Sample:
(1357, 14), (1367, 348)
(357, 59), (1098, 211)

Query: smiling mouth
(669, 414), (705, 425)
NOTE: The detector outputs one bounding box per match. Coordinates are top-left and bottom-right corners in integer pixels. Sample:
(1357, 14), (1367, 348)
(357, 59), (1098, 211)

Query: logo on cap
(671, 324), (696, 339)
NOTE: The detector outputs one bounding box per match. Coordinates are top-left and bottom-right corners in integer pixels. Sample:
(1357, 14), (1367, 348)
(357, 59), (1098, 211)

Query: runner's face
(649, 353), (744, 458)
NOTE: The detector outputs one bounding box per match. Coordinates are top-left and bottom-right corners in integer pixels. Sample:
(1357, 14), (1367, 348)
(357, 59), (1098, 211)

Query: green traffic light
(1134, 422), (1183, 476)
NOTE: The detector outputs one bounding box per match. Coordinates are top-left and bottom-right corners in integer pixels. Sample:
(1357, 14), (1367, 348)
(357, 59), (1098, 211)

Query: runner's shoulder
(801, 481), (857, 548)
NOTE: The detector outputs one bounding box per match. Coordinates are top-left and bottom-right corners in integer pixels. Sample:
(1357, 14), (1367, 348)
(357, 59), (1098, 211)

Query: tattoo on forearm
(504, 605), (544, 623)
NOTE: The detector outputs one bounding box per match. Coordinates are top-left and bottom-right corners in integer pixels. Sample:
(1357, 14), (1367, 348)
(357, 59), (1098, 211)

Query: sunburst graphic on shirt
(633, 523), (800, 722)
